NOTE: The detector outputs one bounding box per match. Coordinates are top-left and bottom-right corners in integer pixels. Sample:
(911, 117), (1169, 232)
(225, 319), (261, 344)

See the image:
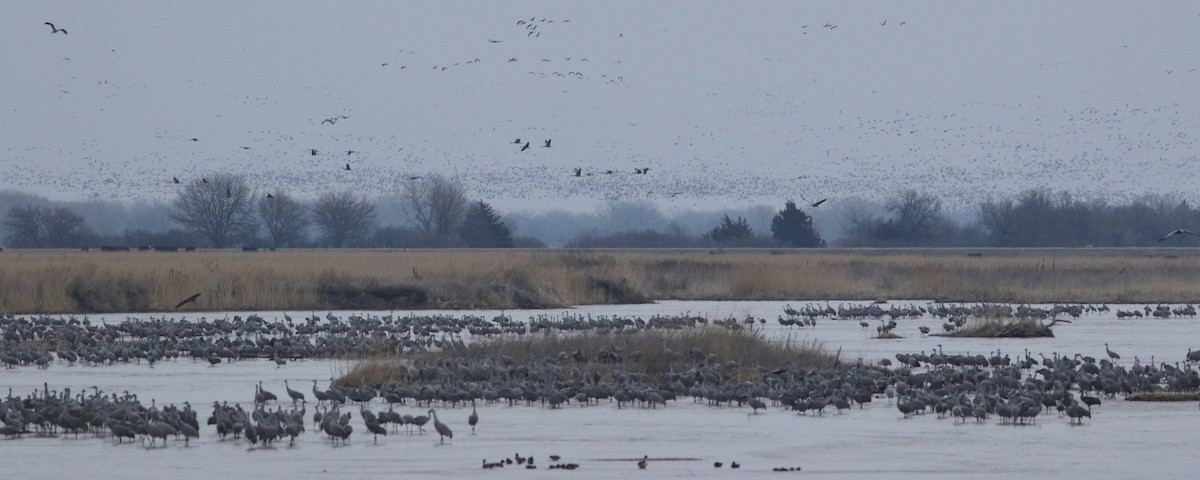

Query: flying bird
(520, 141), (530, 152)
(225, 188), (232, 198)
(408, 175), (421, 180)
(573, 168), (581, 177)
(1158, 228), (1198, 242)
(801, 196), (826, 208)
(202, 178), (208, 183)
(512, 138), (522, 144)
(45, 22), (67, 34)
(488, 39), (502, 43)
(174, 293), (202, 309)
(344, 163), (352, 171)
(190, 138), (199, 142)
(543, 139), (552, 148)
(266, 193), (274, 199)
(172, 177), (180, 184)
(310, 148), (318, 156)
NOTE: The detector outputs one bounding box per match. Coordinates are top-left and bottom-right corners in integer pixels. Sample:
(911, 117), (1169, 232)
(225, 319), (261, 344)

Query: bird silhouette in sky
(801, 196), (826, 208)
(520, 141), (530, 152)
(45, 22), (67, 34)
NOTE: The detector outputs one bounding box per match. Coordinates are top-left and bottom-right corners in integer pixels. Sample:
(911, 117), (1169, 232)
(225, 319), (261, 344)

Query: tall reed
(1, 248), (1198, 313)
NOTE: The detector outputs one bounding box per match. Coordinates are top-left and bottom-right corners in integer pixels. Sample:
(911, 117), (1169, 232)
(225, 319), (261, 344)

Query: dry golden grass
(1125, 391), (1199, 401)
(338, 327), (837, 387)
(2, 248), (1200, 313)
(933, 317), (1054, 338)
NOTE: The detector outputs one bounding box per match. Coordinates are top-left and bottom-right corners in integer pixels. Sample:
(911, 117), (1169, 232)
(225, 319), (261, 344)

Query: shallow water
(3, 301), (1197, 479)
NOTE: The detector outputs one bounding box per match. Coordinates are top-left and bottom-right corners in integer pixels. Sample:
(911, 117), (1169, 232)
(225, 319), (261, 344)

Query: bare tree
(598, 199), (666, 234)
(258, 191), (309, 247)
(3, 205), (95, 248)
(400, 174), (467, 244)
(169, 174), (257, 248)
(2, 204), (46, 247)
(885, 189), (944, 241)
(400, 177), (433, 236)
(312, 191), (376, 247)
(428, 174), (467, 241)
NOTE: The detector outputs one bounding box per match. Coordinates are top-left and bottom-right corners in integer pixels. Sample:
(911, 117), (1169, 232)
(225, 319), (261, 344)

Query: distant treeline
(1, 180), (1197, 249)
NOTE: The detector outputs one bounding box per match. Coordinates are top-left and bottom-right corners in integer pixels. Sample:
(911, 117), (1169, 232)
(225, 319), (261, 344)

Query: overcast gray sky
(4, 2), (1199, 211)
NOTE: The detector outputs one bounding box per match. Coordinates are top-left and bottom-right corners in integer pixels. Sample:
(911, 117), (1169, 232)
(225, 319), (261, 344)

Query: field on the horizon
(3, 248), (1199, 314)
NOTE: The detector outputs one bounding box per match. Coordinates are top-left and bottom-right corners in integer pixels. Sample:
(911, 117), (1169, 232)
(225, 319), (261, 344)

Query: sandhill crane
(257, 381), (278, 405)
(365, 418), (387, 444)
(1105, 343), (1120, 362)
(801, 196), (826, 208)
(45, 22), (67, 34)
(284, 380), (305, 405)
(411, 413), (429, 434)
(1066, 403), (1090, 424)
(468, 404), (479, 434)
(543, 139), (552, 148)
(174, 293), (201, 309)
(172, 177), (180, 184)
(312, 380), (330, 404)
(1158, 228), (1198, 242)
(266, 193), (274, 199)
(520, 141), (530, 152)
(428, 409), (452, 444)
(344, 163), (351, 171)
(1045, 318), (1071, 328)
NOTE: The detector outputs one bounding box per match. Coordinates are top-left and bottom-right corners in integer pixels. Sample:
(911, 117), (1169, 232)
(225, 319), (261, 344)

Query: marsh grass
(3, 248), (1200, 313)
(338, 327), (837, 388)
(1125, 391), (1199, 401)
(934, 317), (1054, 338)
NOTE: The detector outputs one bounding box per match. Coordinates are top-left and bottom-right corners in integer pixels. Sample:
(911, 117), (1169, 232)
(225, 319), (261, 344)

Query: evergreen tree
(459, 201), (513, 248)
(770, 200), (824, 247)
(704, 214), (753, 243)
